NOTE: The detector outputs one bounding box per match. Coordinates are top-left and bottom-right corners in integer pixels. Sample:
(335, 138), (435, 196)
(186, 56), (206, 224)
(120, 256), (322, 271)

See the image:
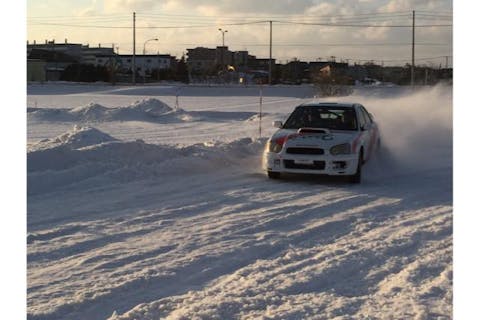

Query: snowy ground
(27, 83), (452, 320)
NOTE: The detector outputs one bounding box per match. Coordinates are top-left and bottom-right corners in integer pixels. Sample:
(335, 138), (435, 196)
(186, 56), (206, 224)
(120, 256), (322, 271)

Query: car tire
(267, 171), (281, 179)
(349, 150), (363, 184)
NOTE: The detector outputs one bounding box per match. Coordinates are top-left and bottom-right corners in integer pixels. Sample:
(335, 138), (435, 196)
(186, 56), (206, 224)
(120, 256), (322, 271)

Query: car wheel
(267, 171), (281, 179)
(349, 150), (363, 184)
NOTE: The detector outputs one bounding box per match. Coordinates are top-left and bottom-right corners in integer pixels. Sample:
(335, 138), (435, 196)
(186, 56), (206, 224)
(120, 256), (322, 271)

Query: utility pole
(218, 28), (228, 70)
(445, 56), (449, 69)
(259, 86), (263, 138)
(411, 10), (415, 86)
(133, 12), (136, 85)
(269, 20), (272, 85)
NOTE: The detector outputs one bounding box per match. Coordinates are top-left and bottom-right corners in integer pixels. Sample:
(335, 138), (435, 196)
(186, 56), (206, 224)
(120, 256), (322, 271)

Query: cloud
(196, 5), (220, 17)
(27, 0), (452, 64)
(104, 0), (158, 13)
(161, 0), (316, 15)
(379, 0), (452, 13)
(305, 2), (341, 16)
(72, 0), (100, 17)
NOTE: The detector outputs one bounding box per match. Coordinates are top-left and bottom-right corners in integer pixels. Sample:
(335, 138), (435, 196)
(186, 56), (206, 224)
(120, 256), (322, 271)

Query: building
(186, 47), (217, 74)
(27, 40), (175, 82)
(111, 54), (173, 74)
(186, 46), (235, 75)
(247, 57), (275, 72)
(27, 48), (79, 81)
(233, 51), (249, 70)
(281, 60), (309, 83)
(215, 46), (233, 68)
(27, 40), (83, 59)
(81, 44), (116, 65)
(27, 59), (46, 82)
(27, 40), (117, 81)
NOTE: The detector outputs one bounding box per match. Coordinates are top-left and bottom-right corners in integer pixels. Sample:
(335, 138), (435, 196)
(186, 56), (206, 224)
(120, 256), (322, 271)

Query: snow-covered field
(27, 83), (452, 319)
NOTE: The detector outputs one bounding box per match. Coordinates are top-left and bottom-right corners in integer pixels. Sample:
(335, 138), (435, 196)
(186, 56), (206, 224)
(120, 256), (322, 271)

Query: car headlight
(268, 140), (283, 153)
(330, 143), (351, 155)
(267, 136), (287, 153)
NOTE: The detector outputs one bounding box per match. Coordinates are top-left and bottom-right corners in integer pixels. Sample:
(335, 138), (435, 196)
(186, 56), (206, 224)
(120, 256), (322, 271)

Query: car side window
(357, 107), (367, 129)
(360, 106), (372, 124)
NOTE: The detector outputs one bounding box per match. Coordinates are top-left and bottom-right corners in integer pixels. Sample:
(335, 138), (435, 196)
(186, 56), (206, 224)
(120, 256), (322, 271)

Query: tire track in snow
(110, 204), (451, 320)
(28, 164), (451, 319)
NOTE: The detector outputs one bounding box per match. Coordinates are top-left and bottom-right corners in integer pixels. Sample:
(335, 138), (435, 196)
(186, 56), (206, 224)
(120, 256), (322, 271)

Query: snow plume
(27, 126), (265, 195)
(356, 85), (452, 177)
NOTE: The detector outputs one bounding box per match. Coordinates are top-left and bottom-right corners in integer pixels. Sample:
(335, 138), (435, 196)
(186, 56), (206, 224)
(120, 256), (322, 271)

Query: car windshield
(282, 106), (358, 131)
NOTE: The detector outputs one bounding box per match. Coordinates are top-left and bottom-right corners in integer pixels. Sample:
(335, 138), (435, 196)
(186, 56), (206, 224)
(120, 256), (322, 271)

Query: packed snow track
(27, 84), (452, 320)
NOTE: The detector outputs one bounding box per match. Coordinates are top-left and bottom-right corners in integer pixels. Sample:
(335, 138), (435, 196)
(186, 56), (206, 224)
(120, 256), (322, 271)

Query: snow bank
(27, 126), (265, 195)
(70, 103), (110, 121)
(29, 125), (118, 152)
(27, 97), (263, 123)
(111, 98), (176, 119)
(28, 98), (183, 123)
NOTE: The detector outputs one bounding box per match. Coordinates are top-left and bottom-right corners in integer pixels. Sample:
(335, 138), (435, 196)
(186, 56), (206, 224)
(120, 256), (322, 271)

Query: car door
(358, 105), (376, 160)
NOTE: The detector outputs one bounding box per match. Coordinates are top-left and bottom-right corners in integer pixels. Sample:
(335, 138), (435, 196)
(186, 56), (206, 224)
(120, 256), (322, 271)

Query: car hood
(271, 128), (358, 149)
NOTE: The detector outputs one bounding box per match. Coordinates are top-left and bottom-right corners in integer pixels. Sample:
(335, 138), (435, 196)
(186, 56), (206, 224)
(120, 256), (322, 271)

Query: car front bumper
(263, 151), (359, 176)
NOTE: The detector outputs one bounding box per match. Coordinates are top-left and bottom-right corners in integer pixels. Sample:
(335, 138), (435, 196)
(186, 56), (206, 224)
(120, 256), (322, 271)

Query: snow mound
(29, 125), (118, 152)
(70, 103), (109, 121)
(108, 98), (182, 121)
(28, 126), (265, 195)
(28, 98), (183, 123)
(125, 98), (174, 115)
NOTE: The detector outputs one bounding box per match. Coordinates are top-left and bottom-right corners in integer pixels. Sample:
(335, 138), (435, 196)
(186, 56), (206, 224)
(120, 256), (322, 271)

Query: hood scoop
(298, 127), (331, 134)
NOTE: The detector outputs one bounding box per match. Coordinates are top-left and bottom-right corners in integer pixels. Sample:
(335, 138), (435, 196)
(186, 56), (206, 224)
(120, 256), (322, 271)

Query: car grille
(286, 147), (324, 155)
(284, 160), (326, 170)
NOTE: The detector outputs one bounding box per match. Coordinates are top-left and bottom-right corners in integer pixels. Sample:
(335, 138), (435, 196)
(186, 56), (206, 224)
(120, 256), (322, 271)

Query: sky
(27, 0), (452, 66)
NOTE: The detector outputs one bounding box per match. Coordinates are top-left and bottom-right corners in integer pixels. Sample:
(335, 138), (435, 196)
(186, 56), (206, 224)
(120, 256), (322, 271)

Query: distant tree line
(56, 58), (451, 87)
(59, 56), (190, 84)
(60, 64), (110, 82)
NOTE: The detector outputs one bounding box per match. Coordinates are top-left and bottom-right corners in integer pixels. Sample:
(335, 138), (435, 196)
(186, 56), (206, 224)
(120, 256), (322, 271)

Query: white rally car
(263, 102), (380, 183)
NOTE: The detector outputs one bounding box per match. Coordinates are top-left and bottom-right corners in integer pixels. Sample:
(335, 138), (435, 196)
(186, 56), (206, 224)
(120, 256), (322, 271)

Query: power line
(232, 42), (450, 47)
(28, 22), (133, 29)
(27, 20), (269, 29)
(28, 19), (452, 29)
(138, 10), (414, 18)
(416, 13), (452, 18)
(274, 20), (452, 28)
(342, 55), (452, 63)
(98, 41), (450, 48)
(27, 10), (448, 25)
(27, 11), (452, 68)
(27, 14), (131, 19)
(415, 10), (453, 14)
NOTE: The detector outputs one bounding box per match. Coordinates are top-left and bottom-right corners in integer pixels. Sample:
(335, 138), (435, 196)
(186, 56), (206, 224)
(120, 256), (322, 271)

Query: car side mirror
(273, 121), (283, 128)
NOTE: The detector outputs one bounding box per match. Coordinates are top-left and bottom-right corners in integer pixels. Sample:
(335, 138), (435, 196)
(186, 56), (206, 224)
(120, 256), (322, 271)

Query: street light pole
(411, 10), (415, 86)
(269, 20), (272, 85)
(132, 12), (136, 85)
(218, 28), (228, 70)
(143, 38), (158, 55)
(143, 38), (158, 83)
